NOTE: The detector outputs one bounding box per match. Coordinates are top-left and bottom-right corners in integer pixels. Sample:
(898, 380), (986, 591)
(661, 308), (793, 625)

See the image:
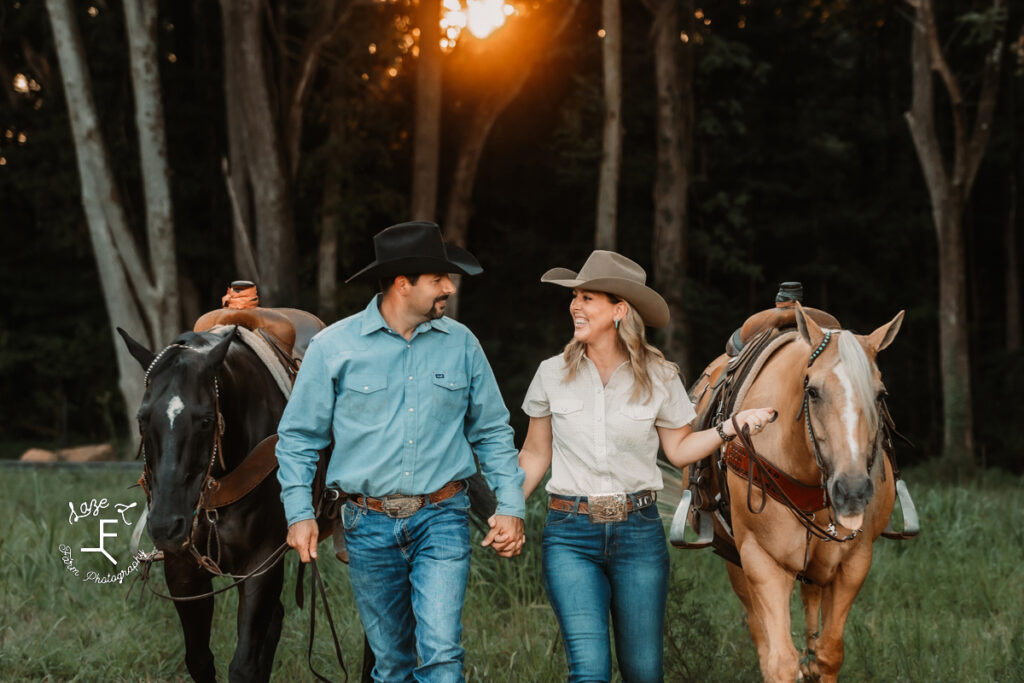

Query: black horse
(119, 326), (291, 682)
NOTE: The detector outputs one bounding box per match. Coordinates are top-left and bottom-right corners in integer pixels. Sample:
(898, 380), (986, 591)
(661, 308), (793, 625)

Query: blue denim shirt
(276, 295), (525, 526)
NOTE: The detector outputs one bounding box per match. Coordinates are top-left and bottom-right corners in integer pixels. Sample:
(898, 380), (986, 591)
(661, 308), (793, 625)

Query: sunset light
(440, 0), (516, 51)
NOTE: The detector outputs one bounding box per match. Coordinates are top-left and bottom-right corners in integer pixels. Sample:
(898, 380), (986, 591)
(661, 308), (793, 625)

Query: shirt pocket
(430, 372), (468, 424)
(342, 375), (389, 427)
(549, 398), (584, 425)
(621, 402), (657, 424)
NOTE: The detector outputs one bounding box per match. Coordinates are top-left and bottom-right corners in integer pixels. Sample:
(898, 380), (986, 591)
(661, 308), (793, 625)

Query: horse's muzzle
(830, 474), (873, 528)
(148, 513), (191, 551)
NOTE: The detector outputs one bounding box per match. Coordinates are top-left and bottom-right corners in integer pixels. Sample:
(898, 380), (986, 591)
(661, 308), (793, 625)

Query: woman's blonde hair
(562, 294), (679, 403)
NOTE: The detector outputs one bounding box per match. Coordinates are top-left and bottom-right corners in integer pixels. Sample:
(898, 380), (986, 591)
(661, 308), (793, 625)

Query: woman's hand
(724, 407), (778, 437)
(660, 406), (777, 469)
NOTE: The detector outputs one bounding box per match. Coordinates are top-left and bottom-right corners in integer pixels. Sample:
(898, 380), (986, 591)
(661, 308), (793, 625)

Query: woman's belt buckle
(587, 493), (627, 523)
(381, 495), (423, 518)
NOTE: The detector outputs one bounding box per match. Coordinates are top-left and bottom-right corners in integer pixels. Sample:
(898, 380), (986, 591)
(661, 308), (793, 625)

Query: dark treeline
(1, 0), (1021, 471)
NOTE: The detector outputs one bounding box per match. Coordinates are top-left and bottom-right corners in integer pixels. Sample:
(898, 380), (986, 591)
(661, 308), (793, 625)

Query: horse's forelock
(146, 331), (230, 386)
(836, 331), (878, 433)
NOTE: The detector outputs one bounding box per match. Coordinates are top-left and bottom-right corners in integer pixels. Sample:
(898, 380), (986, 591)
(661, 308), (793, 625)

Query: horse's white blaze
(166, 395), (185, 428)
(833, 364), (860, 463)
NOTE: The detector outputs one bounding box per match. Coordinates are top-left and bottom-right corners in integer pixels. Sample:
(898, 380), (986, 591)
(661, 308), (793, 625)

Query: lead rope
(307, 558), (349, 683)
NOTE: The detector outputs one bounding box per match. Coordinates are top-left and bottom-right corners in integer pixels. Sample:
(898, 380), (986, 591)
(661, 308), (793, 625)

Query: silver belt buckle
(588, 493), (627, 523)
(381, 495), (423, 518)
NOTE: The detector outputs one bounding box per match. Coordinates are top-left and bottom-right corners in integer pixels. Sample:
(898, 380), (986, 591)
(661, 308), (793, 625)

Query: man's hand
(481, 514), (525, 558)
(287, 519), (319, 563)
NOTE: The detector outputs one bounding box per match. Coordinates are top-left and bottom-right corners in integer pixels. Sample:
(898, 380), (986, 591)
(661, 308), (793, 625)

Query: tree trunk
(936, 204), (975, 464)
(1007, 64), (1022, 352)
(46, 0), (180, 449)
(220, 0), (296, 307)
(594, 0), (622, 251)
(318, 83), (346, 323)
(646, 0), (692, 378)
(123, 0), (180, 333)
(441, 0), (582, 320)
(411, 0), (441, 221)
(442, 95), (510, 321)
(905, 0), (1005, 469)
(1007, 174), (1021, 350)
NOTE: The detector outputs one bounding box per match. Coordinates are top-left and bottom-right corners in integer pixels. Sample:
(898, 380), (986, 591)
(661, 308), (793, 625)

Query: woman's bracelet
(716, 421), (734, 443)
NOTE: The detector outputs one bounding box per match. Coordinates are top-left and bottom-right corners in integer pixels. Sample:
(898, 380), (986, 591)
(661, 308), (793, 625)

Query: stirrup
(669, 490), (714, 548)
(882, 479), (920, 540)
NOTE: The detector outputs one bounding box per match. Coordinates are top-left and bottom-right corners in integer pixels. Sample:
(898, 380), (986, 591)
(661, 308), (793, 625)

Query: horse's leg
(799, 582), (823, 681)
(227, 565), (285, 683)
(813, 547), (873, 683)
(165, 555), (217, 683)
(726, 561), (771, 665)
(740, 543), (801, 683)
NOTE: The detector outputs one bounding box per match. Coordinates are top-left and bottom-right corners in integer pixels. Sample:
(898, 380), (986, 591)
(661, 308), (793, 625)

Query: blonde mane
(836, 330), (878, 434)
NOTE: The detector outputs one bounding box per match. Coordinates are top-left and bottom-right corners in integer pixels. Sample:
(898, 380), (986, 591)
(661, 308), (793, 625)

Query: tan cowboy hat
(541, 250), (670, 327)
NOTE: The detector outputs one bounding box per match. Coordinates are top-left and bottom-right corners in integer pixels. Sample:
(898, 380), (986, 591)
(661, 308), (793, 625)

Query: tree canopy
(1, 0), (1021, 472)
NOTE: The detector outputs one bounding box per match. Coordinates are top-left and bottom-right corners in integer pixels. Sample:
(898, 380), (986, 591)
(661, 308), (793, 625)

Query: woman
(519, 250), (774, 683)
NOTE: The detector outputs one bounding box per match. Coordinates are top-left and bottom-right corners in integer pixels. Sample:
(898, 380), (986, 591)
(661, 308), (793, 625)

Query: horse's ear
(116, 327), (156, 370)
(867, 310), (904, 353)
(205, 326), (236, 369)
(795, 302), (825, 349)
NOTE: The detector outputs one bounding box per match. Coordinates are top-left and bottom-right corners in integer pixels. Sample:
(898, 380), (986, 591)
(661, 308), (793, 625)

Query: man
(276, 221), (526, 682)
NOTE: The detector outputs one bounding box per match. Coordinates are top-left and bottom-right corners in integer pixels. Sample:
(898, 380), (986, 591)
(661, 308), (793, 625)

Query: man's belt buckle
(381, 495), (423, 519)
(588, 493), (627, 523)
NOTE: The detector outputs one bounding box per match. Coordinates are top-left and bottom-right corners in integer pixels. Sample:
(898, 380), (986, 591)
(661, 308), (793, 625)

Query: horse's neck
(745, 341), (822, 483)
(218, 347), (286, 468)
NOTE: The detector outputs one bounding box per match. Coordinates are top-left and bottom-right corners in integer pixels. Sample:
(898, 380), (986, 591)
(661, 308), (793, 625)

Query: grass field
(0, 465), (1021, 682)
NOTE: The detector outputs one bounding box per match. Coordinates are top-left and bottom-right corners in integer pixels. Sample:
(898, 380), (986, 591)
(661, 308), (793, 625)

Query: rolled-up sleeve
(276, 337), (335, 527)
(462, 337), (525, 519)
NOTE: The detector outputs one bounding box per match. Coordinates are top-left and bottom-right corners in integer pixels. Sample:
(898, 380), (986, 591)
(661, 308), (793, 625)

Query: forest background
(1, 0), (1022, 476)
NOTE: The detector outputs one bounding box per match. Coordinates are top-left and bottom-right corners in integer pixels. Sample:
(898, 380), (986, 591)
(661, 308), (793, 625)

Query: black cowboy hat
(346, 221), (483, 283)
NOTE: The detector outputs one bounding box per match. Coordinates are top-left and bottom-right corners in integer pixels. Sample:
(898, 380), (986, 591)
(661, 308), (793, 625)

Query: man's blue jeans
(542, 497), (669, 683)
(342, 489), (471, 683)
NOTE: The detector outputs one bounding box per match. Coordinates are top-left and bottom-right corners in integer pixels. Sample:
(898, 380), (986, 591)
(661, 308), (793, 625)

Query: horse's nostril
(833, 476), (873, 508)
(151, 513), (190, 549)
(169, 514), (188, 540)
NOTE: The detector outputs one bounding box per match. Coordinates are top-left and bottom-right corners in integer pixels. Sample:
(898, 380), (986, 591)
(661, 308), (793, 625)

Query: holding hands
(481, 514), (525, 558)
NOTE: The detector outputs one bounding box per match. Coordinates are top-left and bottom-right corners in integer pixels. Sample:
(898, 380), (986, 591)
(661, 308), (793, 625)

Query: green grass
(0, 466), (1021, 681)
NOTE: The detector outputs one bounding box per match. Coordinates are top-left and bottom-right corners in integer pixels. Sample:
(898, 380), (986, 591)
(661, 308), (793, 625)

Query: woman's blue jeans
(342, 489), (471, 683)
(542, 497), (669, 683)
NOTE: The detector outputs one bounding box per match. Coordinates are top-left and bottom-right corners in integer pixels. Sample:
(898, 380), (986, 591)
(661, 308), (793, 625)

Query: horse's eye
(201, 415), (215, 429)
(807, 386), (820, 400)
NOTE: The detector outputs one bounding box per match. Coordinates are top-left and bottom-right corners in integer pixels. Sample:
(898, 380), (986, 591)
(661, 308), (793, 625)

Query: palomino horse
(119, 326), (295, 682)
(685, 304), (904, 682)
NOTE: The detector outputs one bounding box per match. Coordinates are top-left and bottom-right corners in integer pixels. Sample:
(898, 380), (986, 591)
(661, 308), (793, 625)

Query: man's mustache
(434, 295), (449, 304)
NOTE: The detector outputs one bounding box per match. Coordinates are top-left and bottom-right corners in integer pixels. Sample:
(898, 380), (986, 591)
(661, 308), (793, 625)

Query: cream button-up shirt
(522, 354), (696, 496)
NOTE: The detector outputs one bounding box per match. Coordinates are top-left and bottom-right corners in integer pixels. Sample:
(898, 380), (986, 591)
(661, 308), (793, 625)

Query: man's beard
(427, 296), (449, 320)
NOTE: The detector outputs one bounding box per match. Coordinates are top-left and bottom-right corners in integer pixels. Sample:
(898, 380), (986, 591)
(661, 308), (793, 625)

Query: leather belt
(548, 490), (656, 522)
(349, 480), (464, 519)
